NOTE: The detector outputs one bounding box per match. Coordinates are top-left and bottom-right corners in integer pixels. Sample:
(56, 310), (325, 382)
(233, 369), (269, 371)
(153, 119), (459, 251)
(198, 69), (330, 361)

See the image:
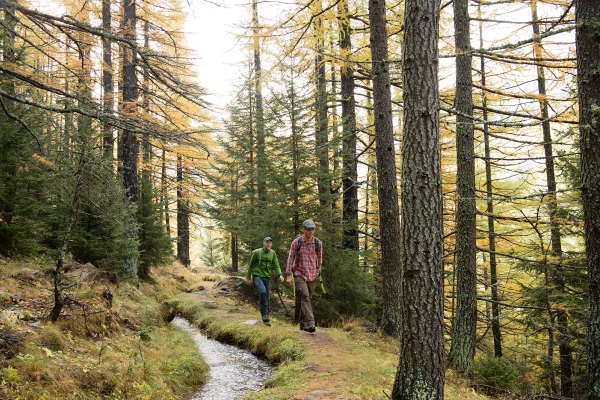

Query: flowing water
(172, 317), (272, 400)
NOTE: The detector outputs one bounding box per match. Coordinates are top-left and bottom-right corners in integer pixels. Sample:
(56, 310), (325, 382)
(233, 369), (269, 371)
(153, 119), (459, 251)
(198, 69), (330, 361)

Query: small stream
(172, 317), (272, 400)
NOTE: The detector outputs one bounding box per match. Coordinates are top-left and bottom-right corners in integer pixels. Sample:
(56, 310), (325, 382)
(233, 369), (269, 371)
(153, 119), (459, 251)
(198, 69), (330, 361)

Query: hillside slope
(0, 256), (488, 399)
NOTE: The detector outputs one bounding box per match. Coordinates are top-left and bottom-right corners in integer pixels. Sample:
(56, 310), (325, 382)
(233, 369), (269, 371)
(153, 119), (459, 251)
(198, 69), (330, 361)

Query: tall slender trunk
(177, 155), (190, 267)
(50, 144), (87, 322)
(252, 0), (266, 205)
(120, 0), (139, 284)
(102, 0), (114, 157)
(531, 1), (571, 394)
(339, 0), (358, 251)
(448, 0), (477, 374)
(368, 0), (402, 338)
(478, 10), (502, 357)
(314, 2), (330, 212)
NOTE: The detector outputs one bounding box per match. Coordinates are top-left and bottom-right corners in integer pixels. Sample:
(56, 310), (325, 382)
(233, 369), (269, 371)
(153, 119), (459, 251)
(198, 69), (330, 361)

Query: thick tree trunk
(392, 0), (445, 396)
(576, 1), (600, 398)
(368, 0), (402, 338)
(448, 0), (477, 374)
(339, 0), (358, 251)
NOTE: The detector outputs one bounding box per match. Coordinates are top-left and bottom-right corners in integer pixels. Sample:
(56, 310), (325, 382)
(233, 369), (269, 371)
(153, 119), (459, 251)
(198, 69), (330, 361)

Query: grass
(0, 255), (491, 399)
(0, 255), (208, 399)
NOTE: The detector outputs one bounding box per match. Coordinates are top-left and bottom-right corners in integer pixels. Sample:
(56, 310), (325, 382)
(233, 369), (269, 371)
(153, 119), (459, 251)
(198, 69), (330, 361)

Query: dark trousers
(253, 275), (271, 317)
(294, 276), (316, 328)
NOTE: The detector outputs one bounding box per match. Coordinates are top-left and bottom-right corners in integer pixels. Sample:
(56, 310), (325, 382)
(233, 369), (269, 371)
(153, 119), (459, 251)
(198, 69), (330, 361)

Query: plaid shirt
(286, 237), (322, 282)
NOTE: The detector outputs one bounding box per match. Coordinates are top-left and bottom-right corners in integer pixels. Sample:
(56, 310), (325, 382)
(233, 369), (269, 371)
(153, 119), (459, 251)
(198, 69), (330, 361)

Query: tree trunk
(50, 145), (87, 322)
(392, 0), (445, 396)
(339, 0), (359, 251)
(314, 3), (330, 211)
(576, 1), (600, 398)
(531, 1), (572, 394)
(252, 0), (266, 205)
(478, 10), (502, 357)
(177, 155), (190, 267)
(231, 233), (238, 272)
(368, 0), (402, 338)
(102, 0), (114, 157)
(448, 0), (477, 374)
(120, 0), (139, 283)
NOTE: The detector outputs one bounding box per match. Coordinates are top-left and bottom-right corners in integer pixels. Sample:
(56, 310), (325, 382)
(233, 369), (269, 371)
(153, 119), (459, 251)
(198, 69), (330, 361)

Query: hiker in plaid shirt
(285, 219), (322, 333)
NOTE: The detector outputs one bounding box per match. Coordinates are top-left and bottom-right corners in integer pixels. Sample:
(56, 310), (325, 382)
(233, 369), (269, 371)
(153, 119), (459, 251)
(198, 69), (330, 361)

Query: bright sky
(184, 1), (249, 113)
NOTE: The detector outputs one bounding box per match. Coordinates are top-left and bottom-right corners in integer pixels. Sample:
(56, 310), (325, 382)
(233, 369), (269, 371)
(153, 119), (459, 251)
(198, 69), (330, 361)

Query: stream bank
(173, 317), (272, 399)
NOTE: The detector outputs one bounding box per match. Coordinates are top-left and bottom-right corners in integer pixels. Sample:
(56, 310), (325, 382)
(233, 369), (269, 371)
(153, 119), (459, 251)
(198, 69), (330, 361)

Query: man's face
(302, 227), (315, 239)
(263, 240), (273, 250)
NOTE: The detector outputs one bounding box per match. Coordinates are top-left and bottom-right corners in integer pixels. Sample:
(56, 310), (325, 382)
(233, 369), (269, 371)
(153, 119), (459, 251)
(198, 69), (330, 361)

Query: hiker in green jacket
(246, 237), (284, 326)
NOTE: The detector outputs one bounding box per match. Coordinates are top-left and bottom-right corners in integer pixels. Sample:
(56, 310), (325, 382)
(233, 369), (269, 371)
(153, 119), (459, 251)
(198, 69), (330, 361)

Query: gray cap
(263, 237), (273, 242)
(302, 219), (316, 229)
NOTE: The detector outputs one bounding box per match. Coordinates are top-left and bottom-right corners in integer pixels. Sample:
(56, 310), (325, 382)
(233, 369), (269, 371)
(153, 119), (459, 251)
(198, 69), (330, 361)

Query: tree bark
(102, 0), (114, 157)
(448, 0), (477, 374)
(120, 0), (139, 284)
(177, 155), (190, 267)
(314, 3), (330, 211)
(339, 0), (359, 252)
(368, 0), (402, 338)
(392, 0), (445, 396)
(576, 1), (600, 398)
(252, 0), (266, 205)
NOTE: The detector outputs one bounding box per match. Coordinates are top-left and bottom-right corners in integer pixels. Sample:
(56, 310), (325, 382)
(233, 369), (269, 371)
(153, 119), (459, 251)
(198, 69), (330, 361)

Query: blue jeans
(253, 276), (271, 317)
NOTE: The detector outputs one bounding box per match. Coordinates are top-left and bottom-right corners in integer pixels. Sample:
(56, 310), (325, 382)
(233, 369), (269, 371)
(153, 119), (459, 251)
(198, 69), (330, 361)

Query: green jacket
(247, 248), (282, 279)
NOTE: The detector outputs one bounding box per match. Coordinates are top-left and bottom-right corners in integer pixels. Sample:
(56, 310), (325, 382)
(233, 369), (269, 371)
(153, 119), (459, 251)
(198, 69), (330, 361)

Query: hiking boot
(263, 320), (271, 326)
(262, 314), (270, 323)
(304, 326), (316, 333)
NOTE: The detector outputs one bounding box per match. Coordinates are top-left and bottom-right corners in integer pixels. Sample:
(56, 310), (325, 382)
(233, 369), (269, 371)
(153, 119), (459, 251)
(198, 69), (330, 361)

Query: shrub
(472, 354), (521, 396)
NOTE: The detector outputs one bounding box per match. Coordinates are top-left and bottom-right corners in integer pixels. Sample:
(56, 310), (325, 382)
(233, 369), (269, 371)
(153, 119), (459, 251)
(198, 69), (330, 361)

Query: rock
(16, 268), (40, 281)
(10, 294), (20, 304)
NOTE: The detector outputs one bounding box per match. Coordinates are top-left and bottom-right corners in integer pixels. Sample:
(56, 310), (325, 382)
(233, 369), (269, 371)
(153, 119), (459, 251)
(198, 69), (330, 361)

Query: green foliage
(472, 355), (521, 396)
(138, 176), (173, 277)
(198, 232), (224, 267)
(313, 243), (377, 325)
(43, 151), (139, 274)
(0, 110), (47, 257)
(1, 366), (20, 384)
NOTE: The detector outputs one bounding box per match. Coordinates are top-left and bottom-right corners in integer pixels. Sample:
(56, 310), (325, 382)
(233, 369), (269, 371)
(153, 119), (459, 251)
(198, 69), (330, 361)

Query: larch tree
(368, 0), (402, 338)
(476, 5), (502, 358)
(448, 0), (477, 374)
(576, 0), (600, 397)
(313, 1), (331, 212)
(392, 0), (445, 396)
(119, 0), (140, 283)
(252, 0), (267, 206)
(339, 0), (359, 252)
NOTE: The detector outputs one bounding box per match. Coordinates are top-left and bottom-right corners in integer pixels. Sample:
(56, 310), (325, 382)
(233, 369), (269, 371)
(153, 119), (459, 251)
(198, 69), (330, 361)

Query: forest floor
(0, 255), (490, 399)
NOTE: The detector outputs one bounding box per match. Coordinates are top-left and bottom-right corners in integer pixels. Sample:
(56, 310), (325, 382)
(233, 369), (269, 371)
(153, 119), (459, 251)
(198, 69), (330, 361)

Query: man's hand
(286, 274), (293, 286)
(246, 279), (252, 286)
